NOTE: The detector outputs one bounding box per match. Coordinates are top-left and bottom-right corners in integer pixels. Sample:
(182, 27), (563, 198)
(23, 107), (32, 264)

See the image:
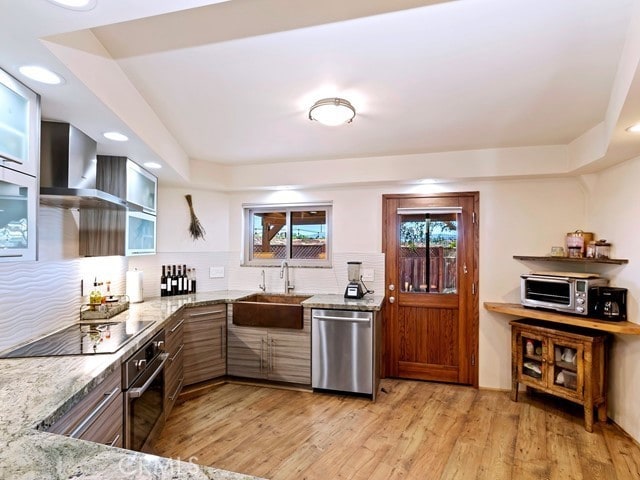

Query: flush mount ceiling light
(308, 98), (356, 126)
(18, 65), (63, 85)
(143, 162), (162, 170)
(626, 123), (640, 133)
(46, 0), (97, 10)
(103, 131), (128, 142)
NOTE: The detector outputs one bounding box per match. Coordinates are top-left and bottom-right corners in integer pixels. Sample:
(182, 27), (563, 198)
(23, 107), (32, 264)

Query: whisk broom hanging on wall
(185, 194), (206, 240)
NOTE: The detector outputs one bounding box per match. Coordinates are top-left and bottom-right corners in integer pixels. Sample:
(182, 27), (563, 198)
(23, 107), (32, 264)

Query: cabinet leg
(511, 381), (519, 402)
(584, 402), (594, 433)
(597, 402), (608, 423)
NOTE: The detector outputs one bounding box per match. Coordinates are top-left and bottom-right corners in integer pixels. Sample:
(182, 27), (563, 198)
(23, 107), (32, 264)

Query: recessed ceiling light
(46, 0), (97, 11)
(626, 123), (640, 133)
(103, 131), (128, 142)
(143, 162), (162, 170)
(18, 65), (63, 85)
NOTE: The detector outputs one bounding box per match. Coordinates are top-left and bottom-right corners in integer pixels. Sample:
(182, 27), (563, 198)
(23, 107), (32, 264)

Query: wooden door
(382, 193), (479, 386)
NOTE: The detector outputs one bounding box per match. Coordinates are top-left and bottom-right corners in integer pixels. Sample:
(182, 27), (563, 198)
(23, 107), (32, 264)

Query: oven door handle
(127, 353), (168, 399)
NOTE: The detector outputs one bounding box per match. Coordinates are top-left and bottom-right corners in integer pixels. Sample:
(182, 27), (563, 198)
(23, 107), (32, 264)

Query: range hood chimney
(39, 121), (127, 209)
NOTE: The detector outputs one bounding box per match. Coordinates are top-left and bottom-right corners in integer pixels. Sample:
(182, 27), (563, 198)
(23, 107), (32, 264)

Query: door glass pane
(127, 213), (155, 250)
(399, 213), (457, 293)
(552, 343), (578, 391)
(252, 211), (286, 259)
(0, 179), (29, 249)
(0, 82), (28, 162)
(291, 210), (327, 260)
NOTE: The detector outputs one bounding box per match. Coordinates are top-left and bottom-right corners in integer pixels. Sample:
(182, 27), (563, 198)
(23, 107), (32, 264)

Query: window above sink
(242, 202), (332, 267)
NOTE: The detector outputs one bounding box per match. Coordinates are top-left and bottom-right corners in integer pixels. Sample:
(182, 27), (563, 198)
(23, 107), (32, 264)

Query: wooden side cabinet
(47, 367), (123, 447)
(510, 319), (609, 432)
(164, 313), (185, 416)
(227, 307), (311, 385)
(182, 304), (226, 386)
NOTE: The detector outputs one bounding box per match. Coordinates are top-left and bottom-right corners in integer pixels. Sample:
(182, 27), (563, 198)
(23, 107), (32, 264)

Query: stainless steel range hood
(39, 121), (127, 209)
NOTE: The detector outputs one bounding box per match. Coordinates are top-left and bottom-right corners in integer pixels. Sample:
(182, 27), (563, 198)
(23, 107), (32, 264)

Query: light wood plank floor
(153, 379), (640, 480)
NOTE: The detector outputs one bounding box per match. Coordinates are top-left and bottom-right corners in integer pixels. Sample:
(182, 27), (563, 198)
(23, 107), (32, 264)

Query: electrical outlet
(362, 268), (374, 281)
(209, 266), (225, 278)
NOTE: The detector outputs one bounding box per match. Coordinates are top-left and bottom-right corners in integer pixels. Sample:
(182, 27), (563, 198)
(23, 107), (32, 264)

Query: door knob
(389, 296), (395, 304)
(389, 284), (395, 291)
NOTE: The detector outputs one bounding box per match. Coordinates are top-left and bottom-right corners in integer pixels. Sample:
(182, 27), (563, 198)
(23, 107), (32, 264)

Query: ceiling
(1, 0), (639, 188)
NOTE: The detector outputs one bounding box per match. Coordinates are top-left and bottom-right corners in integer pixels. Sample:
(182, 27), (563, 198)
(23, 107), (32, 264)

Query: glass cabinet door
(126, 159), (157, 214)
(126, 211), (156, 256)
(0, 168), (36, 262)
(0, 69), (39, 178)
(549, 338), (583, 398)
(518, 331), (546, 387)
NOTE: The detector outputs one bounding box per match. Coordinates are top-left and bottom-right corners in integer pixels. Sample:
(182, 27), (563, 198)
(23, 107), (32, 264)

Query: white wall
(584, 156), (640, 442)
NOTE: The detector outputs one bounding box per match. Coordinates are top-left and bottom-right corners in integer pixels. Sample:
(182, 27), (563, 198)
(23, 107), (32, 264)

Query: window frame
(242, 202), (332, 267)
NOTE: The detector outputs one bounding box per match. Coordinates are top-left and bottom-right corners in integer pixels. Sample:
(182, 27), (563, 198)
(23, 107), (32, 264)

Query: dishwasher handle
(312, 314), (371, 324)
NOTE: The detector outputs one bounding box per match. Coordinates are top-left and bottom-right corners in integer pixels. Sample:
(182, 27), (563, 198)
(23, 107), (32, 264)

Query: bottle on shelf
(191, 267), (197, 294)
(160, 265), (167, 297)
(186, 268), (192, 294)
(177, 265), (183, 294)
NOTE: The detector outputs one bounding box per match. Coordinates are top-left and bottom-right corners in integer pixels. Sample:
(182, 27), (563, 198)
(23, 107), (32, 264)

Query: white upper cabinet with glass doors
(126, 159), (157, 214)
(0, 69), (40, 178)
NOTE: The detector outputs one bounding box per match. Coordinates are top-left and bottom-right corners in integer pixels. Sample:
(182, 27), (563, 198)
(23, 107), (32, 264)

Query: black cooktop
(0, 320), (154, 358)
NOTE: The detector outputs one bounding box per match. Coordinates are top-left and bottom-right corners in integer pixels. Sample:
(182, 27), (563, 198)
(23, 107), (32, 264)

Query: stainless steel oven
(123, 330), (167, 451)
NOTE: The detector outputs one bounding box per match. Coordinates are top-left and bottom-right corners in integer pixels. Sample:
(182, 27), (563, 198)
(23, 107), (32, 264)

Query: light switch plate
(209, 266), (225, 278)
(362, 268), (374, 281)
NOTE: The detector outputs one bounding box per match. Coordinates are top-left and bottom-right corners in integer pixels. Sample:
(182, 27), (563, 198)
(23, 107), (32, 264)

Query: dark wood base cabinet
(182, 304), (226, 386)
(164, 313), (185, 417)
(510, 319), (609, 432)
(47, 367), (123, 447)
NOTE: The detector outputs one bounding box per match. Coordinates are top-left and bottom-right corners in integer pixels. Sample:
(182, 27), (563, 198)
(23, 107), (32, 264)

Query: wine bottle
(191, 267), (197, 293)
(186, 268), (192, 293)
(160, 265), (167, 297)
(177, 265), (183, 294)
(182, 264), (188, 294)
(171, 265), (178, 295)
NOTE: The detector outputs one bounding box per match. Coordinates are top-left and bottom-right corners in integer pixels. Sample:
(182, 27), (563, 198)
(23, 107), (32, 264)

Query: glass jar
(586, 241), (596, 258)
(595, 240), (611, 259)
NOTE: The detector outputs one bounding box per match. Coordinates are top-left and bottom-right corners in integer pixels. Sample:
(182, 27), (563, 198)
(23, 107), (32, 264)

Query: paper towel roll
(126, 269), (144, 303)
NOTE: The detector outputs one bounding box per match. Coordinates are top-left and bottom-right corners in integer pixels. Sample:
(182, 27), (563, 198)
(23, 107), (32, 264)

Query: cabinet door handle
(108, 434), (121, 448)
(220, 326), (224, 359)
(0, 154), (24, 165)
(260, 338), (265, 374)
(189, 310), (222, 318)
(0, 254), (23, 258)
(169, 318), (185, 333)
(169, 344), (184, 363)
(69, 387), (120, 439)
(168, 377), (184, 401)
(270, 338), (275, 374)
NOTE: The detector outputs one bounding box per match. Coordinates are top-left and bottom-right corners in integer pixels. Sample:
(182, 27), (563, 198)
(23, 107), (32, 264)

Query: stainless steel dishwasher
(312, 309), (374, 397)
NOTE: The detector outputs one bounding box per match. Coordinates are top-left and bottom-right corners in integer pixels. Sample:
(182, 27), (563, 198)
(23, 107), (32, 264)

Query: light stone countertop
(301, 293), (385, 311)
(0, 290), (384, 479)
(0, 290), (260, 480)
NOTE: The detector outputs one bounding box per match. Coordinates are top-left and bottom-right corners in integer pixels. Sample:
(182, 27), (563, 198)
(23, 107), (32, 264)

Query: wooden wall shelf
(513, 255), (628, 265)
(484, 302), (640, 335)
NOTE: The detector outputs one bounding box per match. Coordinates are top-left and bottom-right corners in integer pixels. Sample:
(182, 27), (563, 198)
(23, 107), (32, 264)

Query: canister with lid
(594, 240), (611, 259)
(565, 230), (594, 258)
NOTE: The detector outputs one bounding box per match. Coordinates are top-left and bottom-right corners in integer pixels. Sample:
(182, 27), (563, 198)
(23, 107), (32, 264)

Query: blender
(344, 261), (365, 299)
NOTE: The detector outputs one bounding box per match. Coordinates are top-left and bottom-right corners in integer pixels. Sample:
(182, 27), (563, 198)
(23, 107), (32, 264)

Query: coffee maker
(344, 261), (365, 299)
(589, 286), (627, 321)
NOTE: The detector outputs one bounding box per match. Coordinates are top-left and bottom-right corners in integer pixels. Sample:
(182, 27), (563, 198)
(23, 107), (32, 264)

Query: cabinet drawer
(165, 314), (184, 354)
(48, 367), (122, 446)
(183, 304), (226, 320)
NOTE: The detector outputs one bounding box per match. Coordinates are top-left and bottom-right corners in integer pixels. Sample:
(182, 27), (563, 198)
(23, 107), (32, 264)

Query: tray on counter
(80, 295), (129, 320)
